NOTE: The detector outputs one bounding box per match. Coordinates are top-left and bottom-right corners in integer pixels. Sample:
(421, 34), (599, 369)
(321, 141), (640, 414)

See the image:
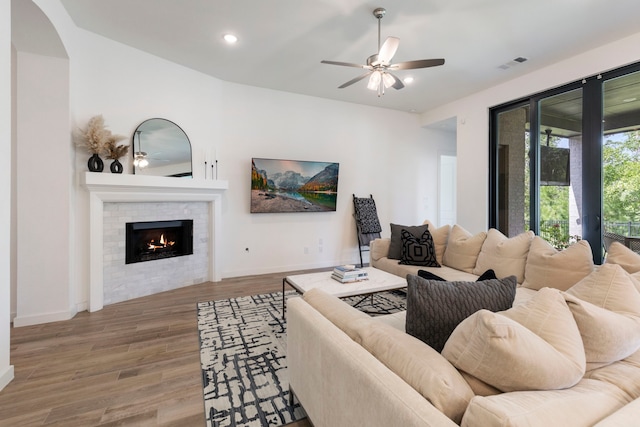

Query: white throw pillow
(442, 225), (486, 273)
(359, 320), (474, 423)
(564, 263), (640, 369)
(605, 241), (640, 274)
(522, 237), (594, 291)
(473, 229), (534, 283)
(442, 288), (585, 392)
(422, 220), (450, 265)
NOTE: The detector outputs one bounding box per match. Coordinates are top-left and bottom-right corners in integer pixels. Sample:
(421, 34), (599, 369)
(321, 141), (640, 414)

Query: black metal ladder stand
(352, 194), (382, 268)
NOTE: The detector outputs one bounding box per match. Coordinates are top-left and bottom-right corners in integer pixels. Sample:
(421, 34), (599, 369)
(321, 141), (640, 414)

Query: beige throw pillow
(522, 237), (594, 291)
(605, 241), (640, 274)
(359, 320), (474, 423)
(473, 229), (534, 284)
(565, 263), (640, 369)
(442, 288), (585, 392)
(422, 220), (450, 265)
(442, 225), (486, 273)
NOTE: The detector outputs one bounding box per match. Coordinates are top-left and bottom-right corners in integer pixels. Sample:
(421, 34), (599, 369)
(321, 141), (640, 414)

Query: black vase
(110, 159), (123, 174)
(87, 153), (104, 172)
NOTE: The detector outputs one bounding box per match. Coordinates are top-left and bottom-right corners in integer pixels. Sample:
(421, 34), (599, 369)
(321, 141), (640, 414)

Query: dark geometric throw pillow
(476, 269), (498, 281)
(417, 270), (446, 281)
(388, 223), (430, 260)
(405, 274), (517, 352)
(418, 269), (497, 282)
(399, 229), (440, 267)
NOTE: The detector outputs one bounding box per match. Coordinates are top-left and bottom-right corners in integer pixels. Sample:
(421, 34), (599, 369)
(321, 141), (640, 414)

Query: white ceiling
(54, 0), (640, 113)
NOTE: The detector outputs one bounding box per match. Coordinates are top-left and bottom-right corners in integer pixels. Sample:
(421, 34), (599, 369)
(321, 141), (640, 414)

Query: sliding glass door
(602, 71), (640, 238)
(490, 61), (640, 263)
(537, 89), (583, 250)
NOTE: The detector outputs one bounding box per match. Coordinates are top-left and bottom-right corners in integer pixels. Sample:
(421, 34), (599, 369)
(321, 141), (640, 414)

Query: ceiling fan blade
(338, 71), (373, 89)
(389, 58), (445, 70)
(388, 73), (405, 90)
(378, 36), (400, 65)
(321, 60), (370, 69)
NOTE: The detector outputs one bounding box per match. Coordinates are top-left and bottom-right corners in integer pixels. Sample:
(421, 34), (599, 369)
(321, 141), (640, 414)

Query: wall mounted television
(250, 158), (339, 213)
(540, 146), (570, 186)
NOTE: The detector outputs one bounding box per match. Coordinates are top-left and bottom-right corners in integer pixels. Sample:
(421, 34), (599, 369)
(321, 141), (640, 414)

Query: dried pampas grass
(78, 115), (129, 159)
(105, 134), (129, 160)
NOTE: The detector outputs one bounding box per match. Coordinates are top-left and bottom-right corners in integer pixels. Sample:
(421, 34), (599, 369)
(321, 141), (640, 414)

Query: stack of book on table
(331, 265), (369, 283)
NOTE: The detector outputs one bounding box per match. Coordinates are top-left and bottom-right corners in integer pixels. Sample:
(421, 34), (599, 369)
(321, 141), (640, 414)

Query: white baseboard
(0, 365), (14, 391)
(222, 257), (363, 279)
(12, 308), (77, 327)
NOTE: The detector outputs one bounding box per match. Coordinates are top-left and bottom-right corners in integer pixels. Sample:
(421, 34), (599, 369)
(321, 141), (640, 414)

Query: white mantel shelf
(82, 172), (228, 195)
(82, 172), (228, 312)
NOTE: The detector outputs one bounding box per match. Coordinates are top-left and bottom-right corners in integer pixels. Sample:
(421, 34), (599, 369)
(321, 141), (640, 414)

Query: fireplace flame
(147, 234), (176, 251)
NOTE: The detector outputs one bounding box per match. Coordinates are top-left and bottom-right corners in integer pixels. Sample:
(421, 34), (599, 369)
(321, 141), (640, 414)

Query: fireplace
(125, 219), (194, 264)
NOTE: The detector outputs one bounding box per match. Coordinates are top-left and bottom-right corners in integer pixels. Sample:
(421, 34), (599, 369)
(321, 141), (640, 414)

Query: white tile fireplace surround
(103, 201), (208, 305)
(82, 172), (228, 312)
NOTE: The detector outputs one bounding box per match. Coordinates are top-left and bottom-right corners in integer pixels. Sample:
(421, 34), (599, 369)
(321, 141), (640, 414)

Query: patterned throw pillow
(399, 229), (440, 267)
(388, 223), (430, 260)
(406, 274), (517, 352)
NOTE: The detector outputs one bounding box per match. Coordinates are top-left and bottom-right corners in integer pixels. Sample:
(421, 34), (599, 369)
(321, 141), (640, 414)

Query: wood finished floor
(1, 271), (319, 427)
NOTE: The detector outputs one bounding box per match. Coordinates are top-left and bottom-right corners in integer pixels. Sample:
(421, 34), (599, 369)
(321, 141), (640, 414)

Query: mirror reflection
(132, 118), (193, 177)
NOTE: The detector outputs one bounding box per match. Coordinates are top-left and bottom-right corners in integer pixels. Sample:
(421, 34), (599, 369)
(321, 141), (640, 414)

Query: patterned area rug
(197, 289), (407, 427)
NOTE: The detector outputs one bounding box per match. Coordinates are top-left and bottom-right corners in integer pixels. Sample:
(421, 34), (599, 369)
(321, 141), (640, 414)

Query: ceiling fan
(321, 7), (445, 96)
(133, 131), (169, 168)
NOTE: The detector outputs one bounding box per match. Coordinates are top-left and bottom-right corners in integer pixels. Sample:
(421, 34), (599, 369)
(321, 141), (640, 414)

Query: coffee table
(282, 266), (407, 318)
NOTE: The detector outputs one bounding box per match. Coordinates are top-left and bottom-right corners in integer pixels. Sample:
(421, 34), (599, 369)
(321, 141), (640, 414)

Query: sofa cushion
(399, 229), (440, 267)
(442, 225), (487, 273)
(388, 223), (429, 260)
(302, 288), (371, 342)
(522, 237), (594, 291)
(605, 241), (640, 274)
(462, 379), (629, 427)
(564, 264), (640, 370)
(442, 288), (585, 392)
(472, 229), (534, 284)
(371, 257), (478, 283)
(422, 220), (451, 265)
(405, 274), (516, 352)
(594, 397), (640, 427)
(585, 349), (640, 400)
(358, 320), (474, 423)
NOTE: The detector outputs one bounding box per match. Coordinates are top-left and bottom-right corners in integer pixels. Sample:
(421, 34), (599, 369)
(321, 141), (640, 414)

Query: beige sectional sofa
(287, 222), (640, 426)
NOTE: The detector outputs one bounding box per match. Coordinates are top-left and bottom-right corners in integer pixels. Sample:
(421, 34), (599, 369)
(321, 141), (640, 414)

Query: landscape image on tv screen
(251, 158), (339, 213)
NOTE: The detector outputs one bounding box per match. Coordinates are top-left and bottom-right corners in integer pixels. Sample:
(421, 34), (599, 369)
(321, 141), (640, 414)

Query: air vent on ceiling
(498, 57), (528, 70)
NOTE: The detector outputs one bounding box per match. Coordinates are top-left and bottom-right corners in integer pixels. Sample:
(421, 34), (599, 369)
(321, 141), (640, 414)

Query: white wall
(13, 51), (72, 327)
(422, 31), (640, 233)
(0, 0), (15, 391)
(7, 0), (445, 321)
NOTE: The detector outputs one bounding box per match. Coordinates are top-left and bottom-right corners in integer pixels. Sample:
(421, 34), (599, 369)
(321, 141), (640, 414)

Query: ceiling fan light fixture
(382, 72), (395, 89)
(367, 71), (381, 90)
(403, 76), (414, 84)
(321, 7), (445, 94)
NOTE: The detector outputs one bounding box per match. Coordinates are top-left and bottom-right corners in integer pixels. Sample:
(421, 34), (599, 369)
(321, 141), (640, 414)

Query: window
(490, 62), (640, 263)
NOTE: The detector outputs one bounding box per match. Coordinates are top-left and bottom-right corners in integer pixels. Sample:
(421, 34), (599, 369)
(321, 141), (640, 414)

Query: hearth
(125, 219), (194, 264)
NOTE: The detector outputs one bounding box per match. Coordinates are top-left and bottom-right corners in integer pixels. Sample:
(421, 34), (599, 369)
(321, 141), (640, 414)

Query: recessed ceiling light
(403, 76), (414, 84)
(223, 34), (238, 44)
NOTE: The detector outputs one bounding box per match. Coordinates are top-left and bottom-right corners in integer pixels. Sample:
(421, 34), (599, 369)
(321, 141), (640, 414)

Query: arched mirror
(132, 118), (193, 177)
